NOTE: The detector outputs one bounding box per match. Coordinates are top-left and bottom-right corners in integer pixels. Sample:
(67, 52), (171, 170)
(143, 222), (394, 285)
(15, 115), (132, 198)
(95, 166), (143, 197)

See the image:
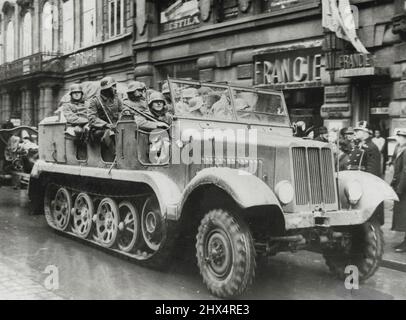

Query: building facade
(0, 0), (135, 126)
(134, 0), (404, 138)
(0, 0), (405, 139)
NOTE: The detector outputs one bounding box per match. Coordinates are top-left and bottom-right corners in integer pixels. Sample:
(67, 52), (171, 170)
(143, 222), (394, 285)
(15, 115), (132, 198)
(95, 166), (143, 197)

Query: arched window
(22, 12), (32, 57)
(6, 20), (14, 62)
(42, 2), (54, 53)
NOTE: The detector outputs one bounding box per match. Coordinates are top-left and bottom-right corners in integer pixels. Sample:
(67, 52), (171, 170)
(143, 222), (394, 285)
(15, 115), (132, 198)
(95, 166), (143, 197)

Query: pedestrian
(314, 126), (329, 143)
(372, 129), (386, 175)
(391, 129), (406, 253)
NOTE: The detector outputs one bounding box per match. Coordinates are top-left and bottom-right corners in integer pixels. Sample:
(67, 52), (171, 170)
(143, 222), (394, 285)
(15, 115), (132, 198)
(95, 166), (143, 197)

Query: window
(157, 60), (198, 81)
(42, 2), (54, 53)
(22, 12), (32, 57)
(108, 0), (124, 38)
(6, 20), (14, 62)
(82, 0), (96, 46)
(63, 0), (74, 52)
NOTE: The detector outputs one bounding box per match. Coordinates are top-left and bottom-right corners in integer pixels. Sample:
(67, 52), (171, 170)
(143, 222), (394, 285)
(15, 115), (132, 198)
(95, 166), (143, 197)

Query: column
(2, 91), (11, 122)
(33, 0), (40, 53)
(43, 85), (54, 118)
(38, 86), (45, 121)
(26, 89), (33, 126)
(21, 88), (27, 125)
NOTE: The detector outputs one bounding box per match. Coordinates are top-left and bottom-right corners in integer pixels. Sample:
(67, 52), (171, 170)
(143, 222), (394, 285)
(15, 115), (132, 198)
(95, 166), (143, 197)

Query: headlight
(345, 180), (363, 205)
(275, 181), (294, 205)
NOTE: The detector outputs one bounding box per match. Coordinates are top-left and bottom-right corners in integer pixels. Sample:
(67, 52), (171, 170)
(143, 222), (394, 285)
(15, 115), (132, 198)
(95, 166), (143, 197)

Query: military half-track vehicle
(29, 79), (398, 298)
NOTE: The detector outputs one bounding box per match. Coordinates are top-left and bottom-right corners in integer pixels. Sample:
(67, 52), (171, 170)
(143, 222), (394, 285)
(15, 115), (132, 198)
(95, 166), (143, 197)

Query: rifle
(124, 104), (170, 127)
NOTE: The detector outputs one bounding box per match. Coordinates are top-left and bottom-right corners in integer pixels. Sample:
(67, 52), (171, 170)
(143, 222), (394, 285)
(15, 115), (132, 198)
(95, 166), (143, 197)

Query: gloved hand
(156, 122), (169, 130)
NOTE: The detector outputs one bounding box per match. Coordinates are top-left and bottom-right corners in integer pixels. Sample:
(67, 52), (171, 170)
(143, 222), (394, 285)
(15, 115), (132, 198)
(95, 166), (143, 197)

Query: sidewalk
(382, 200), (406, 272)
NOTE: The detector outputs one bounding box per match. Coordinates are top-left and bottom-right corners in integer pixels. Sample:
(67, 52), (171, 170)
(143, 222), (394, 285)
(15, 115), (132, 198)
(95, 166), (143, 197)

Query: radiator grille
(292, 147), (336, 206)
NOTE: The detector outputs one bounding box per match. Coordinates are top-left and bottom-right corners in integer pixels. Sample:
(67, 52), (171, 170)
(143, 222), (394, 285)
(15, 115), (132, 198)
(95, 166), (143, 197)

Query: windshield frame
(168, 78), (291, 127)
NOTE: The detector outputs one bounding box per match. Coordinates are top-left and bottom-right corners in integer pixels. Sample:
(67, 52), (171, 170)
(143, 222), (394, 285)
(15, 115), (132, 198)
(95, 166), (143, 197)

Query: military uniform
(347, 138), (381, 177)
(61, 100), (88, 126)
(88, 94), (124, 129)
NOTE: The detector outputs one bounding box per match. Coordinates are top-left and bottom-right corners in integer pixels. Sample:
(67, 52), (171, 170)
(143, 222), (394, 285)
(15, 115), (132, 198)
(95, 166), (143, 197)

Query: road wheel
(323, 220), (384, 281)
(118, 201), (140, 253)
(196, 209), (256, 298)
(95, 198), (119, 248)
(72, 193), (94, 239)
(141, 196), (165, 252)
(44, 186), (72, 231)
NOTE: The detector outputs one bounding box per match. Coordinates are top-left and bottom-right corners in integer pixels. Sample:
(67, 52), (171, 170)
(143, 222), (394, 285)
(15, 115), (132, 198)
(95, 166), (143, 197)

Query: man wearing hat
(347, 121), (381, 177)
(314, 126), (329, 143)
(88, 77), (124, 155)
(391, 129), (406, 252)
(124, 81), (148, 113)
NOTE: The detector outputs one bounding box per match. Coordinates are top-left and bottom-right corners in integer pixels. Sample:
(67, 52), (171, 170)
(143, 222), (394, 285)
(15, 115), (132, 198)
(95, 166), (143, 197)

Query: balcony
(0, 52), (63, 82)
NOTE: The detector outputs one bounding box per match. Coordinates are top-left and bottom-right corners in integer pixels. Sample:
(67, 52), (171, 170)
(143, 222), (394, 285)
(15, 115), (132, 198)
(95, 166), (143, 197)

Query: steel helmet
(70, 84), (83, 95)
(127, 81), (146, 93)
(148, 91), (166, 106)
(162, 82), (170, 94)
(100, 77), (117, 90)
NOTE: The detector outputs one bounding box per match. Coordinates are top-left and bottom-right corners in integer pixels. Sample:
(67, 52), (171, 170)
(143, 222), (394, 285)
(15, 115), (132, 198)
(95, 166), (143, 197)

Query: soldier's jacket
(88, 94), (124, 129)
(347, 138), (381, 176)
(121, 104), (172, 131)
(391, 143), (406, 195)
(123, 98), (148, 113)
(61, 100), (88, 126)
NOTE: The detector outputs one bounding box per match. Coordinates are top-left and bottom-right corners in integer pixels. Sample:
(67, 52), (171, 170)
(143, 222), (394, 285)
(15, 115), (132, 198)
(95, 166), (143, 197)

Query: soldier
(347, 121), (381, 177)
(314, 126), (329, 143)
(391, 129), (406, 253)
(147, 91), (172, 124)
(87, 77), (124, 154)
(124, 81), (148, 113)
(61, 84), (88, 137)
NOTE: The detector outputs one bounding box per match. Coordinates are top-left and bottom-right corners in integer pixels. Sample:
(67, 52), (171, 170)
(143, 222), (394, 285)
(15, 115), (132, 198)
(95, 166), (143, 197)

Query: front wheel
(323, 220), (384, 281)
(196, 209), (256, 299)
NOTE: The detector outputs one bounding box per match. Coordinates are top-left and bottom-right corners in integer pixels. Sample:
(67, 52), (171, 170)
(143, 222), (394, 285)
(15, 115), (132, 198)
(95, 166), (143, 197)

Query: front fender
(338, 170), (398, 221)
(181, 167), (281, 211)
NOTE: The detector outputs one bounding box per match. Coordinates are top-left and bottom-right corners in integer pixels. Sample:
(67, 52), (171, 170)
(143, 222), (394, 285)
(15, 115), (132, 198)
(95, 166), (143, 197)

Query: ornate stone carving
(238, 0), (251, 13)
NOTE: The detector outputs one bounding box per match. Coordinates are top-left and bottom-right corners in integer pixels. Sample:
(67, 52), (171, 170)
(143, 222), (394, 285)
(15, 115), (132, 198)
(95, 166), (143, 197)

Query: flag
(322, 0), (369, 54)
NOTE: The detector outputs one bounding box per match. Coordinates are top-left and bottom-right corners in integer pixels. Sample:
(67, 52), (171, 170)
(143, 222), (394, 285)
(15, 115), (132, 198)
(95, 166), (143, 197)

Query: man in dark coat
(391, 129), (406, 252)
(347, 121), (381, 177)
(347, 121), (384, 225)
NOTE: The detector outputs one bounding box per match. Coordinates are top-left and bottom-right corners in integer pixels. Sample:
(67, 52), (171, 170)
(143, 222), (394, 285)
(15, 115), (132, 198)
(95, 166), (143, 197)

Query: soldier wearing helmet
(87, 77), (124, 154)
(147, 91), (172, 125)
(61, 84), (88, 127)
(124, 81), (148, 113)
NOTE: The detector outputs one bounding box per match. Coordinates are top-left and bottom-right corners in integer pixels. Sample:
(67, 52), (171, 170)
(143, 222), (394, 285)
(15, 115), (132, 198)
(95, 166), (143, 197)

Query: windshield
(169, 79), (290, 126)
(230, 88), (288, 125)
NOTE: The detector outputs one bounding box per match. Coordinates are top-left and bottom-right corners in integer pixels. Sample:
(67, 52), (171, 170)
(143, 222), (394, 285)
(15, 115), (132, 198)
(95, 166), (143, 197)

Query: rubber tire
(323, 220), (384, 282)
(196, 209), (256, 299)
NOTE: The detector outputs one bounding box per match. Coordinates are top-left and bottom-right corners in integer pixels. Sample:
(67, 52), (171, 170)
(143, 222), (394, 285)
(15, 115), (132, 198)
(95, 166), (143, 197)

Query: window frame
(62, 0), (74, 53)
(81, 0), (97, 47)
(108, 0), (125, 38)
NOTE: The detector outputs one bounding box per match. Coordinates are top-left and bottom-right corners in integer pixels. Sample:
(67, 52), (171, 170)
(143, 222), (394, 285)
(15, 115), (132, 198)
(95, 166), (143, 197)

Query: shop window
(42, 2), (54, 53)
(63, 0), (74, 53)
(6, 20), (14, 62)
(262, 0), (317, 13)
(82, 0), (96, 47)
(108, 0), (125, 38)
(21, 12), (32, 57)
(157, 60), (199, 82)
(159, 0), (201, 33)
